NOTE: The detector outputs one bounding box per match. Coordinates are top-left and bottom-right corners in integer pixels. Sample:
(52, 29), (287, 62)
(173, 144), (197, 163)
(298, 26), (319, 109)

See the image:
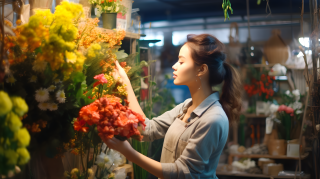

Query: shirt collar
(190, 92), (220, 117)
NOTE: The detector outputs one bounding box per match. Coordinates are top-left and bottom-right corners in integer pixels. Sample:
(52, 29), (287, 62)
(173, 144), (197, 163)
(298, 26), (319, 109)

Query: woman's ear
(198, 64), (209, 77)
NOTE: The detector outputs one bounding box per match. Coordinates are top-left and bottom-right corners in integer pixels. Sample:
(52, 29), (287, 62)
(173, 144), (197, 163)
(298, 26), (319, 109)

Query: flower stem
(85, 126), (95, 178)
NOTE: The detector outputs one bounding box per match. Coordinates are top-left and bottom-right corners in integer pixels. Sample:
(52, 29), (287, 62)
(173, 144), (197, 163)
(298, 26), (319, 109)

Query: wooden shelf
(98, 28), (140, 39)
(217, 172), (310, 179)
(244, 63), (306, 70)
(228, 153), (309, 165)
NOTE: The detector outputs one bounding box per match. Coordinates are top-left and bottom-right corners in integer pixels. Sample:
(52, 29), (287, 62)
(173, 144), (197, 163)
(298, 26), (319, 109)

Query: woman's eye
(179, 62), (183, 65)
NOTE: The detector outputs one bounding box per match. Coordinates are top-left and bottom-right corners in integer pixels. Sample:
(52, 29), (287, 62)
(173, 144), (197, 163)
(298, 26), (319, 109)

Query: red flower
(278, 105), (287, 112)
(74, 118), (89, 132)
(79, 104), (100, 125)
(120, 62), (127, 67)
(93, 74), (108, 87)
(285, 107), (294, 114)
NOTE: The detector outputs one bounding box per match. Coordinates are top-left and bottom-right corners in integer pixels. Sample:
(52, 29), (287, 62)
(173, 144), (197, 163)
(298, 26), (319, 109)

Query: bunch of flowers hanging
(0, 91), (30, 177)
(244, 68), (275, 101)
(3, 2), (89, 157)
(89, 0), (127, 17)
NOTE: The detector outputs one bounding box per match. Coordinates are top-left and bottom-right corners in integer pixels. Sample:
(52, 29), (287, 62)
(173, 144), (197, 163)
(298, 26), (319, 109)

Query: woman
(102, 34), (242, 179)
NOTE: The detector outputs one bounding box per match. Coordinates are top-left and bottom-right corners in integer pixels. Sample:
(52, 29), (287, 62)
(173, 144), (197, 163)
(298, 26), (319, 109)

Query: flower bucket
(102, 13), (117, 29)
(268, 139), (287, 156)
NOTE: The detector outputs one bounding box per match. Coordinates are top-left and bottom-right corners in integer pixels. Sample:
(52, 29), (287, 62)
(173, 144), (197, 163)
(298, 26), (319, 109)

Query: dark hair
(186, 34), (242, 122)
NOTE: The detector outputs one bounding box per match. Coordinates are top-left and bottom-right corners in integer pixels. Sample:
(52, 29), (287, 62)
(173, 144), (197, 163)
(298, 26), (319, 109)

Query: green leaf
(115, 50), (129, 60)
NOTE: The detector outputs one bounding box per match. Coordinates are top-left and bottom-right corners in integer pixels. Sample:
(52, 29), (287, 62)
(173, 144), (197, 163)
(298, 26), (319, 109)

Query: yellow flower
(15, 128), (31, 147)
(10, 96), (28, 117)
(5, 149), (19, 165)
(6, 112), (22, 132)
(88, 168), (94, 176)
(71, 168), (79, 175)
(16, 19), (22, 25)
(16, 148), (30, 165)
(0, 91), (12, 116)
(117, 85), (127, 96)
(66, 51), (77, 64)
(108, 173), (115, 179)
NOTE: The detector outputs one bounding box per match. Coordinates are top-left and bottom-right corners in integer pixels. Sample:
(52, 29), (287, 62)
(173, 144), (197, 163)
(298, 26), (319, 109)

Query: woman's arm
(102, 138), (164, 179)
(113, 60), (146, 118)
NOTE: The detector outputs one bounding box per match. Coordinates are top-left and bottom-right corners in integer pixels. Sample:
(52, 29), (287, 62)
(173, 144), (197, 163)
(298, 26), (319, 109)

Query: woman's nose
(172, 62), (177, 70)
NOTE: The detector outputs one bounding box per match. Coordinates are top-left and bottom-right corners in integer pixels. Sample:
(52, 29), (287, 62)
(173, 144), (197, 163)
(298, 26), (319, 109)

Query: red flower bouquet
(74, 96), (146, 141)
(244, 73), (275, 100)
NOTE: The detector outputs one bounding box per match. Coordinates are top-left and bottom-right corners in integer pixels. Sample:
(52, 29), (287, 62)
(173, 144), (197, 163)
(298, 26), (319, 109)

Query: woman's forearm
(123, 79), (146, 118)
(125, 147), (164, 179)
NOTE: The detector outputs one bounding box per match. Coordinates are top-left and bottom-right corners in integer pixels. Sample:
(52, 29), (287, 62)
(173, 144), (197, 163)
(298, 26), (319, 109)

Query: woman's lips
(173, 74), (177, 78)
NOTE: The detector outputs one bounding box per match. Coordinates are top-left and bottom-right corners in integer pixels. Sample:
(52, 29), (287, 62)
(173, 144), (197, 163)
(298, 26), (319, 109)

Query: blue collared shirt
(141, 92), (229, 179)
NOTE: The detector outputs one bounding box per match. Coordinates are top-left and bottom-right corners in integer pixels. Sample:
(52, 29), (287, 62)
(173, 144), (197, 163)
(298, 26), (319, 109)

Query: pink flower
(285, 107), (294, 114)
(93, 74), (108, 87)
(278, 105), (287, 112)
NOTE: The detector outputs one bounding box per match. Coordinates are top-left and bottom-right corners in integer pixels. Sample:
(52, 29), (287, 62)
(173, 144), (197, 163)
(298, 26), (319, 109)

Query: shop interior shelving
(228, 153), (309, 165)
(217, 172), (310, 179)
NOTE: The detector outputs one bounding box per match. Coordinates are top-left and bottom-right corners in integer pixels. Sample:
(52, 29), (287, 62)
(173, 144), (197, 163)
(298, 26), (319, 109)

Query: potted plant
(266, 89), (304, 156)
(89, 0), (127, 29)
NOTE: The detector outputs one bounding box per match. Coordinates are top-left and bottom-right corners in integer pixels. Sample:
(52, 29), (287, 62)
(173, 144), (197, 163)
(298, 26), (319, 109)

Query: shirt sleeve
(140, 101), (187, 142)
(161, 114), (224, 179)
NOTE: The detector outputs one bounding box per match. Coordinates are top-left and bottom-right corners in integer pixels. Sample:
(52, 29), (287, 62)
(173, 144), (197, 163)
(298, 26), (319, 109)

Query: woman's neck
(188, 82), (213, 109)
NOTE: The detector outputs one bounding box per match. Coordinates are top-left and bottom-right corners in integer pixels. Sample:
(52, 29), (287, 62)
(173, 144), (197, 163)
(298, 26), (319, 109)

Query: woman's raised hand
(112, 60), (129, 84)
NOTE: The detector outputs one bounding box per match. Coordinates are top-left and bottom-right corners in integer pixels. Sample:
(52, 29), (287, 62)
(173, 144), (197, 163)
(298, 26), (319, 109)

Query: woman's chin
(173, 79), (182, 85)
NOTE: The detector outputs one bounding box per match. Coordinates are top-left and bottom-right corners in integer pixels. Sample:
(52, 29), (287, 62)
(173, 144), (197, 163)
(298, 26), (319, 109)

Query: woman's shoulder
(201, 104), (228, 126)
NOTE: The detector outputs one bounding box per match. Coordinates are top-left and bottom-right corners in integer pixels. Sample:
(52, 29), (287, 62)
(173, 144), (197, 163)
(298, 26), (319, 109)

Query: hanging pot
(102, 13), (117, 29)
(264, 29), (289, 65)
(226, 22), (242, 66)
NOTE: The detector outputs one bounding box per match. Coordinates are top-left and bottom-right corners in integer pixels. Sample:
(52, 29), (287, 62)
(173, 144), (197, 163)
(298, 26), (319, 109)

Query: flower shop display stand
(216, 171), (310, 179)
(113, 164), (134, 179)
(227, 152), (309, 165)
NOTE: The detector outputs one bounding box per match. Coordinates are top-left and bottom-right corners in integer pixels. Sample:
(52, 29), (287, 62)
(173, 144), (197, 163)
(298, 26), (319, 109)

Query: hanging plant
(222, 0), (233, 21)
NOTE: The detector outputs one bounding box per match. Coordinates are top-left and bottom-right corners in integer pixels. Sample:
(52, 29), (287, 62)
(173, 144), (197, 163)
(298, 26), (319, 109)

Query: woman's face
(172, 44), (198, 86)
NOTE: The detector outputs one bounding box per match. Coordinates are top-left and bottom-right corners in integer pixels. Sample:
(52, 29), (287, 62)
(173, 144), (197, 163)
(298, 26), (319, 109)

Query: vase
(29, 0), (53, 15)
(102, 13), (117, 29)
(256, 101), (270, 115)
(268, 139), (287, 156)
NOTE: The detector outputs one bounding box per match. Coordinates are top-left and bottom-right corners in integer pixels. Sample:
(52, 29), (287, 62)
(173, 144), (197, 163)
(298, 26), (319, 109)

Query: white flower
(107, 149), (123, 168)
(269, 63), (287, 76)
(6, 75), (16, 84)
(285, 90), (292, 97)
(296, 110), (303, 114)
(292, 89), (301, 101)
(48, 103), (58, 111)
(48, 85), (56, 92)
(96, 152), (108, 168)
(56, 90), (66, 103)
(292, 101), (302, 110)
(114, 168), (126, 179)
(29, 75), (37, 83)
(35, 88), (49, 102)
(32, 60), (47, 72)
(38, 102), (49, 111)
(269, 104), (279, 114)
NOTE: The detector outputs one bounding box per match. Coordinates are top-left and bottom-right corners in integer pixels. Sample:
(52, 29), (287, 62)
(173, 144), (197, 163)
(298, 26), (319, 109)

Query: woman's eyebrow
(178, 56), (185, 59)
